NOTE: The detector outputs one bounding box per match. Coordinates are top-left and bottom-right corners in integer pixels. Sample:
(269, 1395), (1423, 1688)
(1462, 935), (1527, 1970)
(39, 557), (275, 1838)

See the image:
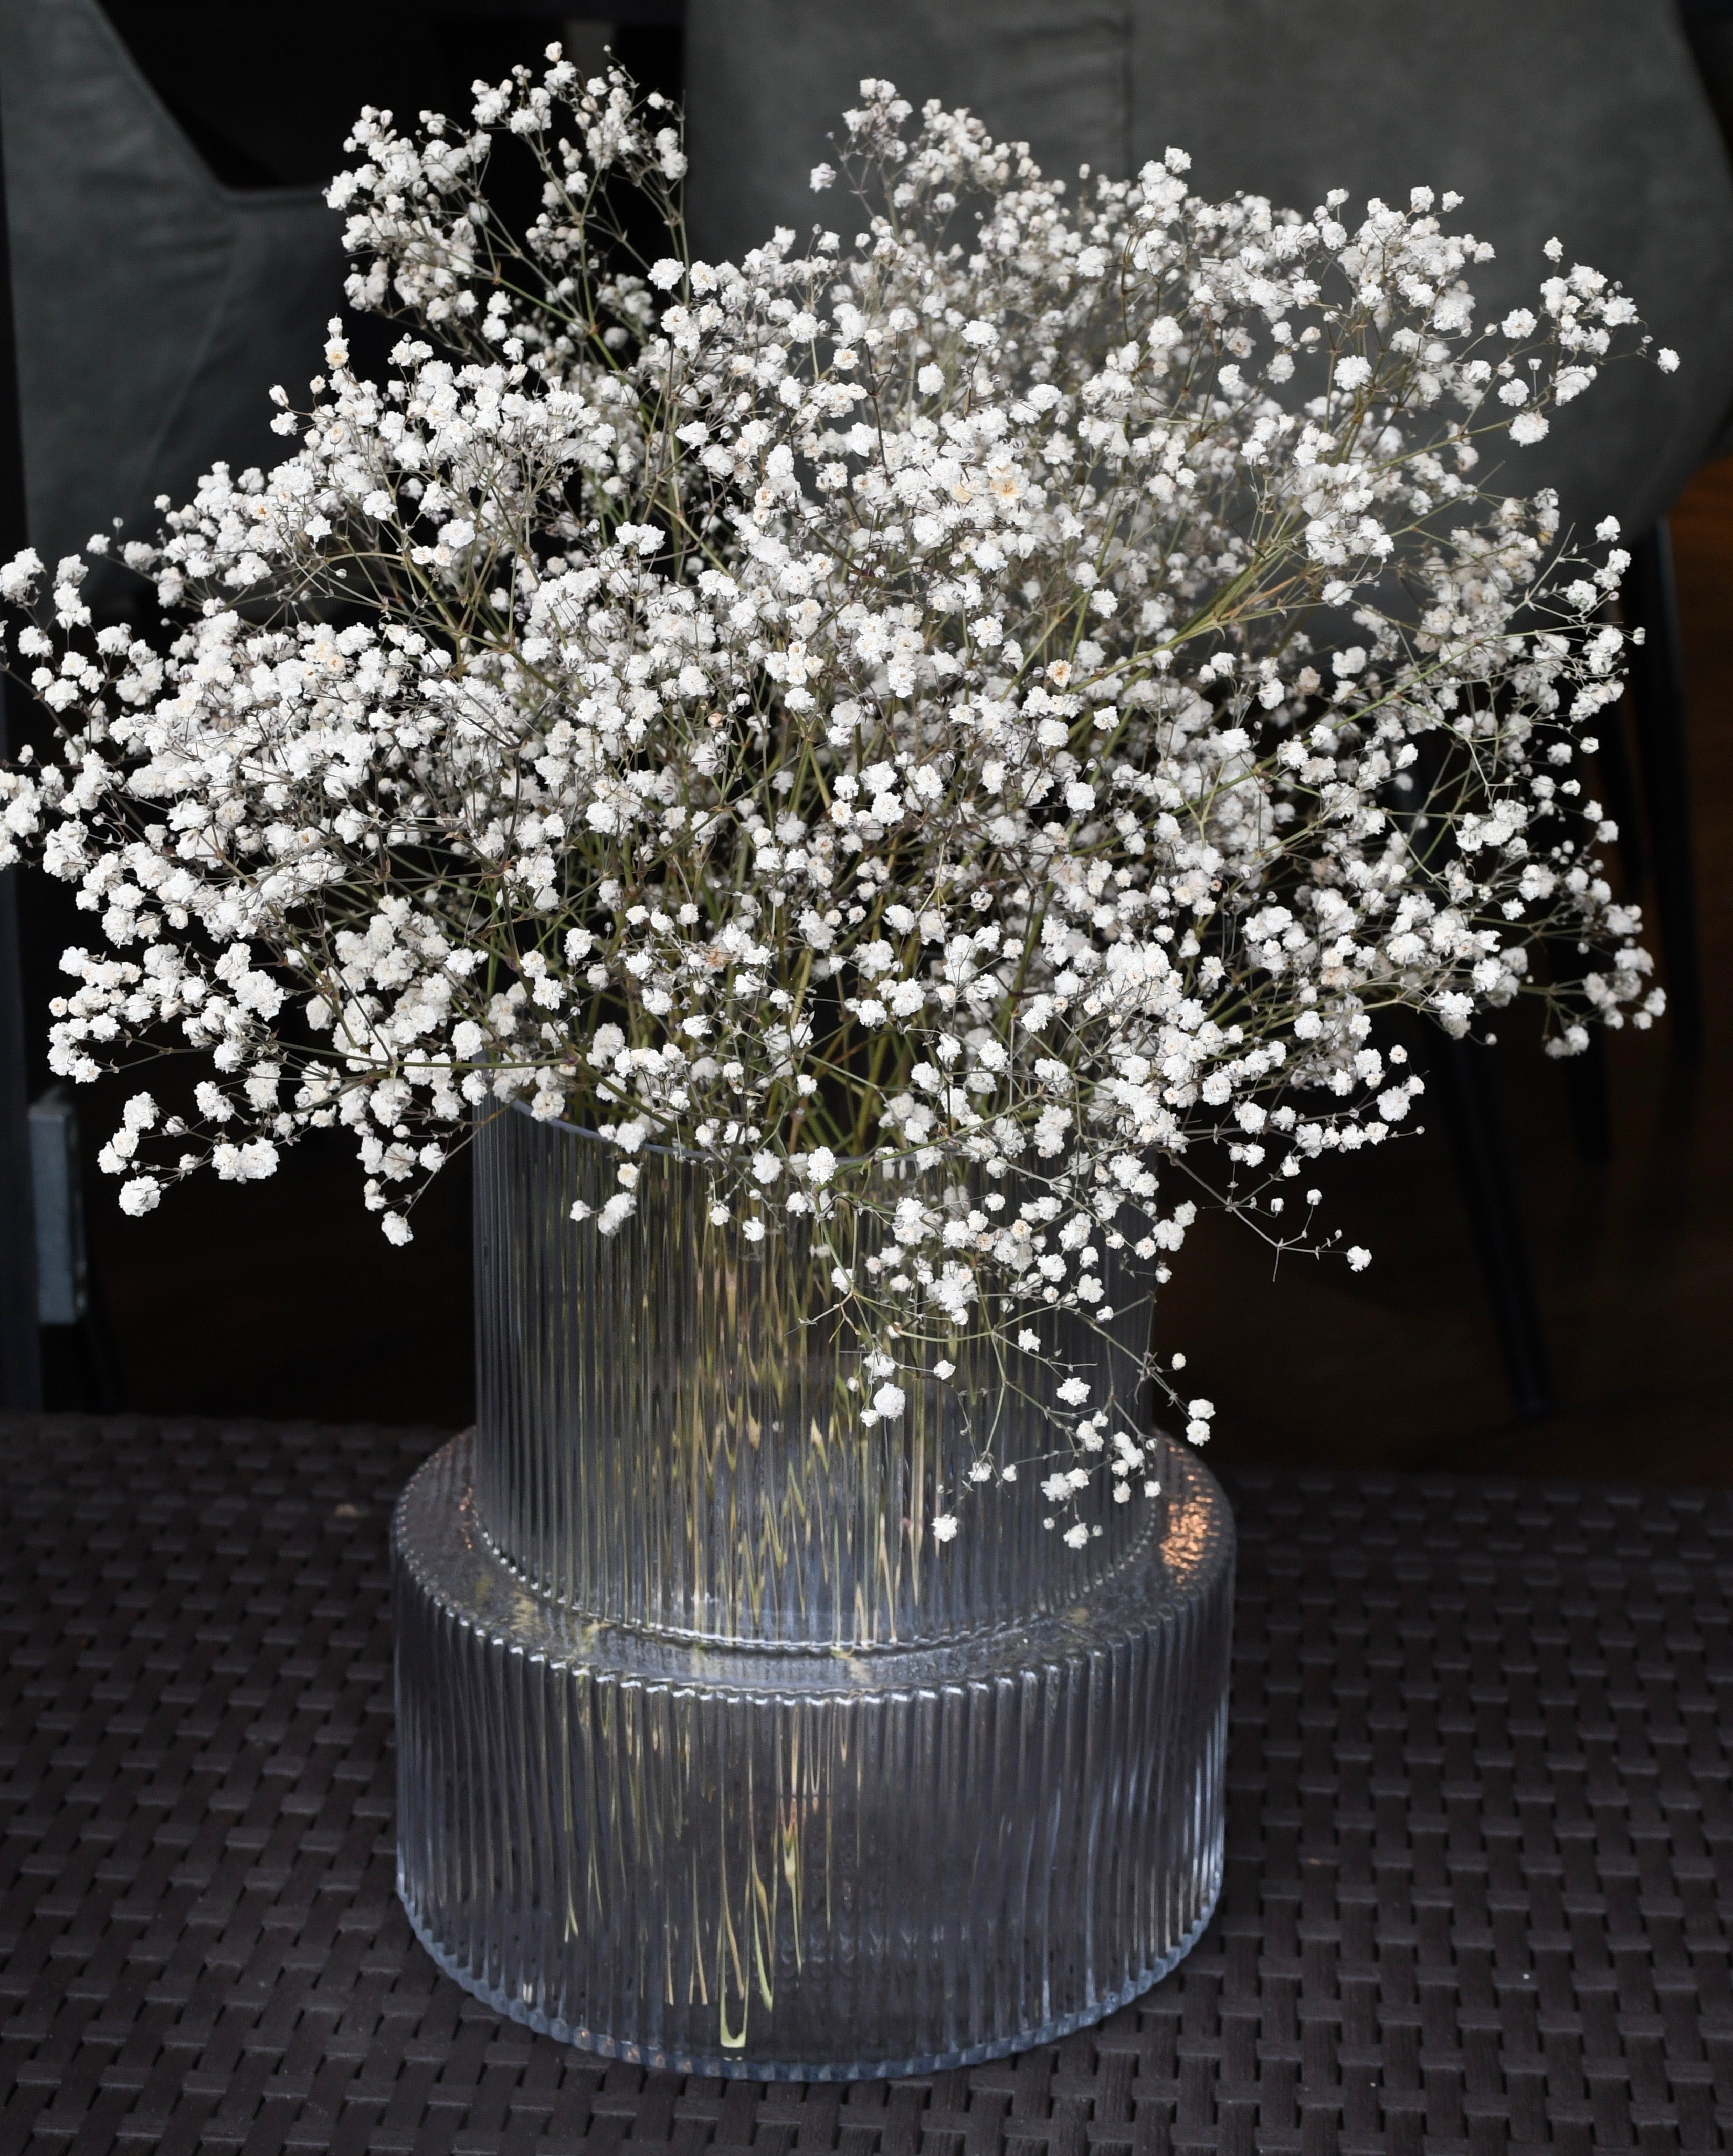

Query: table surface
(1, 1414), (1729, 2156)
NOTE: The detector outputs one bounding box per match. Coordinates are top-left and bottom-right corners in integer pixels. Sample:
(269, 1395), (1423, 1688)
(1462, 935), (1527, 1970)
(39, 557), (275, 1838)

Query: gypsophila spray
(0, 61), (1667, 1537)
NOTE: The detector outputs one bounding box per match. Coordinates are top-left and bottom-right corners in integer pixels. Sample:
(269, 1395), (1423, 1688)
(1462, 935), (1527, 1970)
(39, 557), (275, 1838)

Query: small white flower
(872, 1381), (906, 1420)
(931, 1512), (958, 1542)
(597, 1191), (637, 1236)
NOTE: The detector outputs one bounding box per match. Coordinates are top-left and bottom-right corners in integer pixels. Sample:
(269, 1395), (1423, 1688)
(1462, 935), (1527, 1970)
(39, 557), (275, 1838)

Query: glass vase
(393, 1105), (1234, 2078)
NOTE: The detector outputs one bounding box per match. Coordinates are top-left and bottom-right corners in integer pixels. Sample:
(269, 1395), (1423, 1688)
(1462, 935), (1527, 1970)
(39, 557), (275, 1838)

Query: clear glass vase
(393, 1105), (1234, 2078)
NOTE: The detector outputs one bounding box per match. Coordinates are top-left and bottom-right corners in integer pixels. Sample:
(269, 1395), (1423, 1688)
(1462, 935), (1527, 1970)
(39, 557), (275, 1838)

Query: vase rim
(502, 1096), (907, 1173)
(503, 1096), (706, 1161)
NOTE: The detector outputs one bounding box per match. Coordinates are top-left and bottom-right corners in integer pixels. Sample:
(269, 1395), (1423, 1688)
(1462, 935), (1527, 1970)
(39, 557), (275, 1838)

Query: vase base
(392, 1431), (1235, 2079)
(398, 1867), (1224, 2081)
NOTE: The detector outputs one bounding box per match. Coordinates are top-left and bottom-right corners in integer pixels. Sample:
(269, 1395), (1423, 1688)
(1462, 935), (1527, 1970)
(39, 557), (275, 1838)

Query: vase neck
(471, 1104), (1157, 1647)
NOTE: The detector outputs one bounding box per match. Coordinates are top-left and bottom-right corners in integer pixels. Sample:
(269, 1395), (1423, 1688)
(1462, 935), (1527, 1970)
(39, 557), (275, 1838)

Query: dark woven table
(2, 1415), (1729, 2156)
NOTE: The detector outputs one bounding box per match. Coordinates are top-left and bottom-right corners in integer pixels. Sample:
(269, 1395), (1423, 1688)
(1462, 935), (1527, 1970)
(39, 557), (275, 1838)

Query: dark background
(15, 5), (1733, 1491)
(98, 4), (684, 194)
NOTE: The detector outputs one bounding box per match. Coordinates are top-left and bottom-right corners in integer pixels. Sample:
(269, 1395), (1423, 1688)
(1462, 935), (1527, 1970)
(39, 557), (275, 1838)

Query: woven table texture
(1, 1414), (1729, 2156)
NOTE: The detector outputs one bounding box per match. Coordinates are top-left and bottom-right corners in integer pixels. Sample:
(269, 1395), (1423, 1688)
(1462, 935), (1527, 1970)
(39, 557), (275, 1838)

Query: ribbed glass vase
(393, 1105), (1235, 2078)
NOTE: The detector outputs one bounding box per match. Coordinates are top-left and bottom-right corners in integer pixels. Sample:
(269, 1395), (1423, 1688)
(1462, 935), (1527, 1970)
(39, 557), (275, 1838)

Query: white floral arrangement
(0, 61), (1667, 1537)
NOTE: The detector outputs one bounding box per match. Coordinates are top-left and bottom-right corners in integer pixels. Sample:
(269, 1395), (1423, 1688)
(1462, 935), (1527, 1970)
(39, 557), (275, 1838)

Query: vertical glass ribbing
(394, 1105), (1235, 2077)
(472, 1106), (1156, 1645)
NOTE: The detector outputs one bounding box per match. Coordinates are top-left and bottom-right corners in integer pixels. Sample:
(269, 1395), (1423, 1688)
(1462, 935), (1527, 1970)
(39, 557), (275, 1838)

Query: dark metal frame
(0, 98), (40, 1411)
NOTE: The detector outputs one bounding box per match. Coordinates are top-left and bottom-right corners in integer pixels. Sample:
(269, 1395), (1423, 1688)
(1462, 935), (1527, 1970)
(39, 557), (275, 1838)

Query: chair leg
(0, 865), (41, 1410)
(1626, 521), (1704, 1059)
(1426, 1033), (1556, 1421)
(1538, 929), (1616, 1165)
(0, 108), (41, 1411)
(1562, 1024), (1614, 1166)
(1595, 674), (1647, 895)
(75, 1269), (125, 1413)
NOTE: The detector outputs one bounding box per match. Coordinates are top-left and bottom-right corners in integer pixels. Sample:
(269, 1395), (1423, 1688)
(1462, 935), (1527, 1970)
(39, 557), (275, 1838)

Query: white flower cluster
(0, 60), (1665, 1535)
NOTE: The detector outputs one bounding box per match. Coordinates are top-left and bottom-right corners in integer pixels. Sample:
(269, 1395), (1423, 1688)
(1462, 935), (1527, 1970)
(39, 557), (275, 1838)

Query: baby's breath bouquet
(0, 62), (1664, 1534)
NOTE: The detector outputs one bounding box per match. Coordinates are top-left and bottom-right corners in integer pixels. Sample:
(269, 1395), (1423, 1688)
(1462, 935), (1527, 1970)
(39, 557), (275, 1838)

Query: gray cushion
(0, 0), (343, 578)
(685, 0), (1733, 537)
